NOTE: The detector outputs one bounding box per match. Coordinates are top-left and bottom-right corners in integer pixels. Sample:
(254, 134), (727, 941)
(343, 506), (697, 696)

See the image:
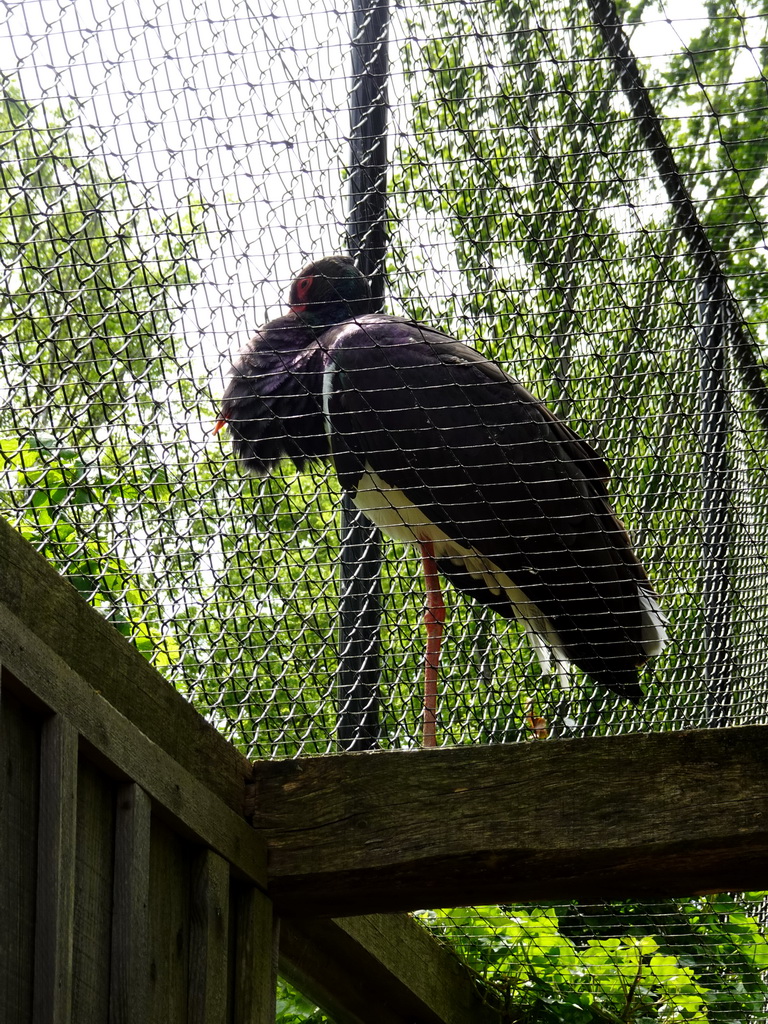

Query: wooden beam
(250, 727), (768, 915)
(279, 914), (510, 1024)
(0, 647), (266, 888)
(0, 515), (252, 814)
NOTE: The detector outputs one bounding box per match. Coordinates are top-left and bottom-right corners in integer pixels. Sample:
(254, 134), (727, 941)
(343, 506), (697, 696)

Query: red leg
(420, 540), (445, 747)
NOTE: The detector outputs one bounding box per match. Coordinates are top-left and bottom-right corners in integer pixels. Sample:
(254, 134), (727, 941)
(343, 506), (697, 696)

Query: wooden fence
(3, 510), (768, 1023)
(0, 515), (507, 1023)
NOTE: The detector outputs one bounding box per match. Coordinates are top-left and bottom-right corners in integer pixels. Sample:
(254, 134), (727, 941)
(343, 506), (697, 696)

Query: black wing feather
(324, 317), (653, 687)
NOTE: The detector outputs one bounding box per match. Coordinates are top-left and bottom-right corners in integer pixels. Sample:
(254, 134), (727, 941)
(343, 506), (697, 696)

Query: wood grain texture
(1, 641), (266, 887)
(279, 914), (510, 1024)
(33, 714), (78, 1024)
(148, 817), (192, 1024)
(250, 728), (768, 915)
(0, 514), (251, 813)
(73, 762), (115, 1022)
(0, 684), (40, 1023)
(110, 783), (151, 1024)
(230, 884), (277, 1024)
(188, 849), (230, 1024)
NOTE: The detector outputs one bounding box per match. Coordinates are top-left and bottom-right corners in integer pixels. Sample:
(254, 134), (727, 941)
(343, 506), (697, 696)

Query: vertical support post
(110, 783), (151, 1024)
(189, 849), (230, 1024)
(348, 0), (389, 300)
(337, 0), (390, 750)
(231, 884), (278, 1024)
(33, 714), (78, 1024)
(699, 277), (733, 726)
(338, 491), (383, 750)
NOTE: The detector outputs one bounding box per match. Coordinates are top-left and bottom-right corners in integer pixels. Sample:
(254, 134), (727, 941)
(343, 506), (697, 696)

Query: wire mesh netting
(3, 0), (768, 1019)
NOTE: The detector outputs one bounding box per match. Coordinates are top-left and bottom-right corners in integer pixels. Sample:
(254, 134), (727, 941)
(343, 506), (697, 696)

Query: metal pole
(589, 0), (768, 439)
(699, 277), (733, 725)
(336, 0), (389, 750)
(338, 490), (383, 750)
(348, 0), (389, 301)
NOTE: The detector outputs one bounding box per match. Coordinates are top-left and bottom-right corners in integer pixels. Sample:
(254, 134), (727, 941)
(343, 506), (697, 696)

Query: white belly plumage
(352, 467), (569, 676)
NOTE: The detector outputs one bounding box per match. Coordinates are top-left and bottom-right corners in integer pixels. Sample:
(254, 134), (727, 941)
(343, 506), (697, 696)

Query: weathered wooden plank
(279, 915), (509, 1024)
(33, 714), (79, 1024)
(110, 783), (152, 1024)
(73, 761), (116, 1022)
(148, 817), (192, 1024)
(189, 848), (230, 1024)
(0, 514), (251, 813)
(230, 884), (277, 1024)
(1, 661), (266, 888)
(0, 682), (40, 1023)
(250, 727), (768, 915)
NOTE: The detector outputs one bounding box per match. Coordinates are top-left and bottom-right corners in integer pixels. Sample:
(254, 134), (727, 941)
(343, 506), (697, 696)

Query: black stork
(216, 255), (667, 746)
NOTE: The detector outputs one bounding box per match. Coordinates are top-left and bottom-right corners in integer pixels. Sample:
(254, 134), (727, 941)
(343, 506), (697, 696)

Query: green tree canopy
(0, 80), (205, 665)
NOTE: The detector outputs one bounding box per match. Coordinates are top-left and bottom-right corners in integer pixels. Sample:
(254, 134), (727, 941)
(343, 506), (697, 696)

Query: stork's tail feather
(639, 586), (669, 658)
(593, 668), (645, 703)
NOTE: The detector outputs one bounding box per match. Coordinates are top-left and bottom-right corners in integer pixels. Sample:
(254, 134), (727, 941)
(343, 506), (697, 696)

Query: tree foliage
(422, 895), (768, 1022)
(0, 78), (354, 753)
(0, 80), (204, 662)
(389, 0), (768, 732)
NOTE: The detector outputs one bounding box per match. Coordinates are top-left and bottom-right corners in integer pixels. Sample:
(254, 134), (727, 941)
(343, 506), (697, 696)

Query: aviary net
(2, 0), (768, 1019)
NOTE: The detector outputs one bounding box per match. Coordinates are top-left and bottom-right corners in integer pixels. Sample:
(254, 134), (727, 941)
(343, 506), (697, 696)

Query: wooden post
(231, 885), (278, 1024)
(189, 849), (231, 1024)
(110, 783), (151, 1024)
(33, 714), (78, 1024)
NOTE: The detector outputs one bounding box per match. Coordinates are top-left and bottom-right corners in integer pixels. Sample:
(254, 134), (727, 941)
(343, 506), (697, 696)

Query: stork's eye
(294, 275), (313, 302)
(289, 274), (315, 313)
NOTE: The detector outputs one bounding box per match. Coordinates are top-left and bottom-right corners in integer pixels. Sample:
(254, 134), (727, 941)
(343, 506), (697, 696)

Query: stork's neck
(290, 303), (361, 333)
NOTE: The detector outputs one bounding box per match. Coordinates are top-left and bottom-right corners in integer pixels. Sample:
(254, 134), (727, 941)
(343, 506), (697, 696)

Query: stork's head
(288, 256), (373, 326)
